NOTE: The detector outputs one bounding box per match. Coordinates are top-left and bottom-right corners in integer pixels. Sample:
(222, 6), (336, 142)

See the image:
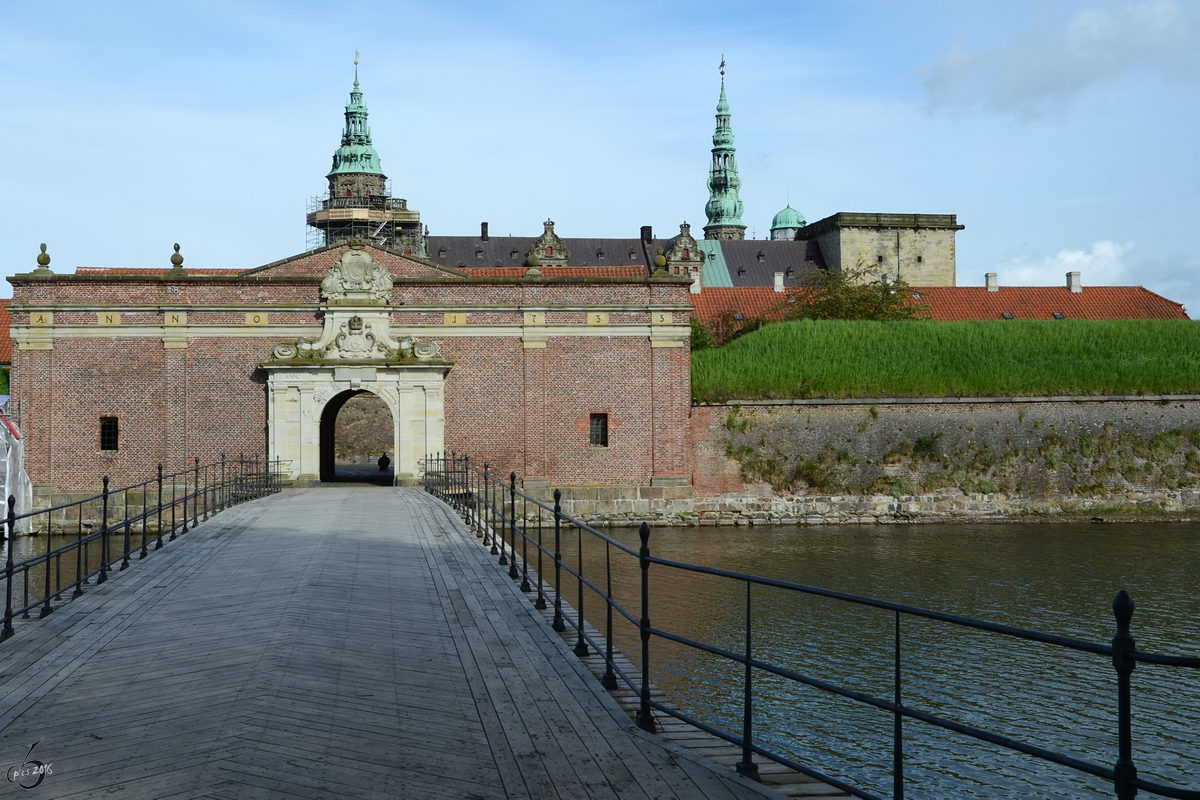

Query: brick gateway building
(8, 243), (693, 493)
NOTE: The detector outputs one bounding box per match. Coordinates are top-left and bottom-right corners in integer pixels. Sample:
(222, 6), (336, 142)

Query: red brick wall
(10, 245), (694, 493)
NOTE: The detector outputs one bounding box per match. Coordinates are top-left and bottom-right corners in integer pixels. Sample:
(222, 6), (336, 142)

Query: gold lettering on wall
(98, 312), (121, 326)
(30, 312), (52, 326)
(165, 312), (187, 325)
(246, 312), (268, 326)
(443, 312), (467, 326)
(587, 312), (609, 326)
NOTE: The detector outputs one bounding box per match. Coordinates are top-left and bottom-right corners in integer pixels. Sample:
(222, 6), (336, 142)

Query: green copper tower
(306, 61), (424, 254)
(703, 59), (746, 241)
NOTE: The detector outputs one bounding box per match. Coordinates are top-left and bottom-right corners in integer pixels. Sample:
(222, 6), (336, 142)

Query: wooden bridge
(0, 487), (841, 799)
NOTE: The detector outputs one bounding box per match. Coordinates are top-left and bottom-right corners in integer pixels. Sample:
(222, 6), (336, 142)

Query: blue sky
(3, 0), (1198, 312)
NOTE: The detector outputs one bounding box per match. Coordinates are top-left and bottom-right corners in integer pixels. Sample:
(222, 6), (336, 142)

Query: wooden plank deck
(0, 487), (801, 799)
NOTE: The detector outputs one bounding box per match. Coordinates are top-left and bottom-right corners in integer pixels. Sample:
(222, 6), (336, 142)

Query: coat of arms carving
(320, 245), (393, 303)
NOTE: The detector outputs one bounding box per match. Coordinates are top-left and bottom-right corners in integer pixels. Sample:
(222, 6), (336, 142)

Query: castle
(4, 67), (1184, 498)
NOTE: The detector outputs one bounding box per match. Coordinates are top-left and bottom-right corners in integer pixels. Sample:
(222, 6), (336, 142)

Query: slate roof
(427, 236), (650, 273)
(715, 240), (826, 288)
(471, 266), (648, 278)
(912, 286), (1189, 321)
(0, 301), (10, 365)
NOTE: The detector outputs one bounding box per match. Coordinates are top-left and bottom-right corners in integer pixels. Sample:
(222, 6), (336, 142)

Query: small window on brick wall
(100, 417), (119, 452)
(589, 413), (609, 447)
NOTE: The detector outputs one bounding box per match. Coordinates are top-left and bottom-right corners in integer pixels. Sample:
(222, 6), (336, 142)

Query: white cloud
(919, 0), (1200, 117)
(992, 240), (1135, 285)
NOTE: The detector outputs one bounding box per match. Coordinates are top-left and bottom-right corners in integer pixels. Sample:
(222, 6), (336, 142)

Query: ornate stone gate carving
(262, 245), (451, 484)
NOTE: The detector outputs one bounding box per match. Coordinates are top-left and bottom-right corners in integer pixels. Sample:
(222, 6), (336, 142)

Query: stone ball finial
(525, 253), (540, 268)
(36, 243), (51, 268)
(654, 254), (667, 269)
(170, 243), (184, 268)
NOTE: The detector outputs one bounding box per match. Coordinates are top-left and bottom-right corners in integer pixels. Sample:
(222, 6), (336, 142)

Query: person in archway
(378, 454), (390, 472)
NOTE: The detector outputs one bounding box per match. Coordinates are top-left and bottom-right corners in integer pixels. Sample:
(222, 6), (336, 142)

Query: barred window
(589, 414), (608, 447)
(100, 417), (119, 451)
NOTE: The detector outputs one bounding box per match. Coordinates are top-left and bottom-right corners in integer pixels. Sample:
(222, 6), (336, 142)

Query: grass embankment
(692, 319), (1200, 401)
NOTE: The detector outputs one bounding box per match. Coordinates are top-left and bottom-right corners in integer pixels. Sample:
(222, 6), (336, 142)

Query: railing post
(518, 477), (531, 592)
(735, 581), (759, 780)
(220, 453), (226, 511)
(1112, 591), (1138, 800)
(181, 463), (189, 535)
(139, 480), (150, 559)
(601, 541), (617, 690)
(637, 521), (654, 732)
(120, 487), (131, 571)
(508, 473), (519, 580)
(155, 464), (164, 550)
(893, 609), (904, 799)
(193, 456), (200, 528)
(98, 477), (111, 584)
(573, 521), (588, 657)
(73, 499), (85, 598)
(498, 468), (510, 566)
(464, 455), (478, 537)
(484, 463), (495, 550)
(534, 501), (546, 610)
(3, 496), (15, 640)
(40, 497), (55, 617)
(551, 490), (565, 632)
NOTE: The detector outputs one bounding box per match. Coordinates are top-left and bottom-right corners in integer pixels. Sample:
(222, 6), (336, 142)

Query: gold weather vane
(355, 50), (360, 66)
(720, 55), (725, 77)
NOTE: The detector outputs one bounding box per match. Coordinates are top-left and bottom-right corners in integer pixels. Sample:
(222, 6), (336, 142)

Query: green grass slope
(692, 319), (1200, 401)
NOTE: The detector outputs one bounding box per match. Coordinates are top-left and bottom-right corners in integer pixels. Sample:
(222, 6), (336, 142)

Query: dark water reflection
(544, 522), (1200, 798)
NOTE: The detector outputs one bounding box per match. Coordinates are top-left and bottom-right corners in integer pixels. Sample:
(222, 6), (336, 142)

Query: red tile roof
(0, 301), (9, 366)
(469, 265), (648, 278)
(691, 285), (1189, 326)
(912, 286), (1189, 321)
(74, 267), (244, 275)
(690, 288), (791, 325)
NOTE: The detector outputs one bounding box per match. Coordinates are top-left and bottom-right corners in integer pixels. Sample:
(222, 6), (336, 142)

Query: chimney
(640, 225), (653, 243)
(481, 222), (489, 241)
(773, 272), (785, 293)
(1067, 271), (1082, 293)
(985, 272), (998, 292)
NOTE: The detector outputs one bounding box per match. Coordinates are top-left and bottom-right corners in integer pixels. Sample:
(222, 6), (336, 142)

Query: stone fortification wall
(545, 397), (1200, 527)
(801, 213), (960, 287)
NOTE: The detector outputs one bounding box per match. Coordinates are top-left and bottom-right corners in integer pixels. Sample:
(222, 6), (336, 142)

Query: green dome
(770, 204), (806, 231)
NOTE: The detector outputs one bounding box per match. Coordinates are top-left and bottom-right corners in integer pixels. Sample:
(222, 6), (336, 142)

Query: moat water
(541, 521), (1200, 798)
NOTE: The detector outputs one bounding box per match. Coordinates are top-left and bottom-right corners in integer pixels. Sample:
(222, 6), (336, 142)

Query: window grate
(589, 413), (608, 447)
(100, 417), (119, 451)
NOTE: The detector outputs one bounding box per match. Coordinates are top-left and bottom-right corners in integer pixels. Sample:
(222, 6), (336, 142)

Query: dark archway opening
(319, 390), (395, 485)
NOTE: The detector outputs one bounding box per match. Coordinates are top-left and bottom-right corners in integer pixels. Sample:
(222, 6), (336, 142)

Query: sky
(2, 0), (1198, 312)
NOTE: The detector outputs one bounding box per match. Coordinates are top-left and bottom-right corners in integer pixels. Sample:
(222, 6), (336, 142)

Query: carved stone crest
(320, 245), (394, 303)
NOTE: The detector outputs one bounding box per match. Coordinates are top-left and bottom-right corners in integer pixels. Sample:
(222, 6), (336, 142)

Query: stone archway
(264, 365), (448, 486)
(318, 389), (395, 482)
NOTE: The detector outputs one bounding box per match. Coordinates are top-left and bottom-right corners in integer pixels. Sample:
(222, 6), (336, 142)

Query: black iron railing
(424, 451), (1200, 800)
(1, 454), (279, 641)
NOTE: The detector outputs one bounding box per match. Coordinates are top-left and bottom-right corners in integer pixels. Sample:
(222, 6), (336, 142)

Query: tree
(781, 264), (929, 322)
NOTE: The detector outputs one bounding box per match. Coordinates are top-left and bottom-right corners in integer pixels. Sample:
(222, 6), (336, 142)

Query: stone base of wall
(549, 487), (1200, 527)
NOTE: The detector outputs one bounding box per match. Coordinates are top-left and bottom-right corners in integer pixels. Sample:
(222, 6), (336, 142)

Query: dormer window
(597, 249), (605, 260)
(1002, 312), (1014, 320)
(756, 251), (765, 262)
(708, 252), (715, 261)
(475, 249), (484, 260)
(1053, 312), (1065, 319)
(629, 250), (637, 261)
(438, 248), (446, 259)
(510, 249), (519, 259)
(733, 313), (744, 321)
(737, 266), (746, 276)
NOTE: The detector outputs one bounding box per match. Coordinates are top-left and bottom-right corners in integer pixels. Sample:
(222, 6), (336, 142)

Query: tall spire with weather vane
(703, 56), (746, 241)
(306, 54), (425, 254)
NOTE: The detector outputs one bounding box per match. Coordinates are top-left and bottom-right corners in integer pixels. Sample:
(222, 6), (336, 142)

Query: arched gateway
(264, 246), (448, 485)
